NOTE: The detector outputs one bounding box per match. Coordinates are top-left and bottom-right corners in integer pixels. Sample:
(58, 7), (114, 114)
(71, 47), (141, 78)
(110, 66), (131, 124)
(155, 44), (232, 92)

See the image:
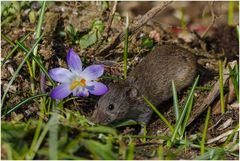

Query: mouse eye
(108, 104), (114, 110)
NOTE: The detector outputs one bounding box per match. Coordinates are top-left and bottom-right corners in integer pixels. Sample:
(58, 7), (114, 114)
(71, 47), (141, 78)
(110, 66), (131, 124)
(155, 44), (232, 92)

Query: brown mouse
(91, 44), (197, 125)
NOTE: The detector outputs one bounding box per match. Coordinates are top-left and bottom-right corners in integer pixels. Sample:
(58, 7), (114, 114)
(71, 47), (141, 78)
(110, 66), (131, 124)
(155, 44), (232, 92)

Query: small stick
(201, 1), (217, 38)
(104, 0), (118, 39)
(94, 1), (118, 52)
(96, 1), (173, 56)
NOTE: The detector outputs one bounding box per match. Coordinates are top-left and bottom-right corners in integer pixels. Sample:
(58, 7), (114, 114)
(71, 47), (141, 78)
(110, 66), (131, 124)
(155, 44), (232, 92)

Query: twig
(96, 1), (173, 56)
(94, 1), (118, 51)
(187, 67), (230, 126)
(105, 0), (118, 39)
(201, 1), (217, 38)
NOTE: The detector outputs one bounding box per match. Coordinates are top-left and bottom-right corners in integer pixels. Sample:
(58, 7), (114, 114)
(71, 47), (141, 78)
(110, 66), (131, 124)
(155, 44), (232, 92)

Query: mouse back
(92, 45), (197, 125)
(127, 45), (196, 104)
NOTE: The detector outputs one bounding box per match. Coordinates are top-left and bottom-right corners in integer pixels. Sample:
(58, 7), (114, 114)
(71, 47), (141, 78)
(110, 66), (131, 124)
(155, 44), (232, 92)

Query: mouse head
(91, 81), (140, 125)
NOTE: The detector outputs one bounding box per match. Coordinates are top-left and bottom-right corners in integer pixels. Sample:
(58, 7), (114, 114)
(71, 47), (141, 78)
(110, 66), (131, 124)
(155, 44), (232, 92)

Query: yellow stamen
(69, 79), (86, 90)
(70, 80), (79, 90)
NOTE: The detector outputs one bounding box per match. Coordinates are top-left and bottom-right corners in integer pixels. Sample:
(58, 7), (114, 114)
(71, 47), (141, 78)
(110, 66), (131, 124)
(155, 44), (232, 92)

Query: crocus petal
(49, 68), (73, 83)
(73, 87), (89, 97)
(77, 88), (89, 97)
(80, 65), (104, 81)
(87, 82), (108, 95)
(67, 48), (82, 74)
(50, 83), (72, 99)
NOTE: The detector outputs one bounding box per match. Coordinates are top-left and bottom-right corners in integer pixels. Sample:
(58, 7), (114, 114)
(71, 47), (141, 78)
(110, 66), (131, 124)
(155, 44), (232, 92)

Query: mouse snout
(91, 109), (109, 125)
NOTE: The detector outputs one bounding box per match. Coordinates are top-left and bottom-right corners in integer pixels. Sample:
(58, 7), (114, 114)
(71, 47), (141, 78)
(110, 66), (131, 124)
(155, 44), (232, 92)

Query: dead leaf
(227, 78), (236, 104)
(217, 118), (233, 131)
(212, 94), (228, 115)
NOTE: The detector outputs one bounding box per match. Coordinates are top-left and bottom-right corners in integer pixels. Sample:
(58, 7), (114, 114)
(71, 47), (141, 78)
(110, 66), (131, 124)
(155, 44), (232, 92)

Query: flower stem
(32, 1), (47, 92)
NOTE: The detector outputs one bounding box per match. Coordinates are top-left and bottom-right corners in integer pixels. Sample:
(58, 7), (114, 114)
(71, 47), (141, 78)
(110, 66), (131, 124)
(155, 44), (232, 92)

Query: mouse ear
(126, 87), (138, 98)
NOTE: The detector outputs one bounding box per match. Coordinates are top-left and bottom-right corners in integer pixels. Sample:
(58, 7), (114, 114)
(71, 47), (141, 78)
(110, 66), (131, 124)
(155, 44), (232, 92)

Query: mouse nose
(91, 110), (109, 125)
(91, 109), (101, 124)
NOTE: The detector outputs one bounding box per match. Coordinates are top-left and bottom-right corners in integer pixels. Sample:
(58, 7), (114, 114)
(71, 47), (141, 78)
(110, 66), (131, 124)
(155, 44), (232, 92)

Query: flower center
(70, 79), (86, 90)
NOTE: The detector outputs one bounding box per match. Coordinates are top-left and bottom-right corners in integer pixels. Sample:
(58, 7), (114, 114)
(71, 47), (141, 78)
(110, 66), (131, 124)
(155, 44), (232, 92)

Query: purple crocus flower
(49, 48), (108, 100)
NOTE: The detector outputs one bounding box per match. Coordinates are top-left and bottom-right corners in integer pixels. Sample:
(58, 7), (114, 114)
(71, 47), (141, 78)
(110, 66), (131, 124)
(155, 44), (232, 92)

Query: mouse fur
(91, 44), (197, 125)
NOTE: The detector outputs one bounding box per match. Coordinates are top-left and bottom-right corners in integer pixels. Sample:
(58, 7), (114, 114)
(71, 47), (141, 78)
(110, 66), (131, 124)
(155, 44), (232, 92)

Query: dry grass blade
(103, 0), (118, 40)
(206, 129), (239, 144)
(201, 1), (217, 38)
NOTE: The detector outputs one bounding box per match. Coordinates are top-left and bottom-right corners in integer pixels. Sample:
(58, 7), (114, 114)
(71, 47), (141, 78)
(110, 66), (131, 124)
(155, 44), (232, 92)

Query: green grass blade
(15, 41), (55, 86)
(1, 34), (44, 111)
(142, 123), (147, 143)
(224, 123), (240, 146)
(1, 32), (31, 66)
(83, 139), (118, 160)
(85, 126), (117, 135)
(26, 115), (55, 160)
(27, 116), (43, 159)
(32, 1), (47, 77)
(1, 33), (15, 46)
(49, 101), (59, 160)
(3, 93), (48, 117)
(233, 64), (239, 102)
(126, 141), (135, 160)
(219, 60), (225, 114)
(196, 147), (225, 160)
(64, 134), (83, 154)
(200, 106), (211, 155)
(228, 1), (235, 26)
(228, 64), (239, 102)
(171, 75), (199, 143)
(123, 14), (129, 79)
(158, 145), (164, 160)
(37, 148), (86, 160)
(181, 93), (194, 136)
(172, 80), (180, 121)
(172, 80), (183, 136)
(180, 8), (187, 30)
(113, 120), (139, 127)
(143, 96), (174, 132)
